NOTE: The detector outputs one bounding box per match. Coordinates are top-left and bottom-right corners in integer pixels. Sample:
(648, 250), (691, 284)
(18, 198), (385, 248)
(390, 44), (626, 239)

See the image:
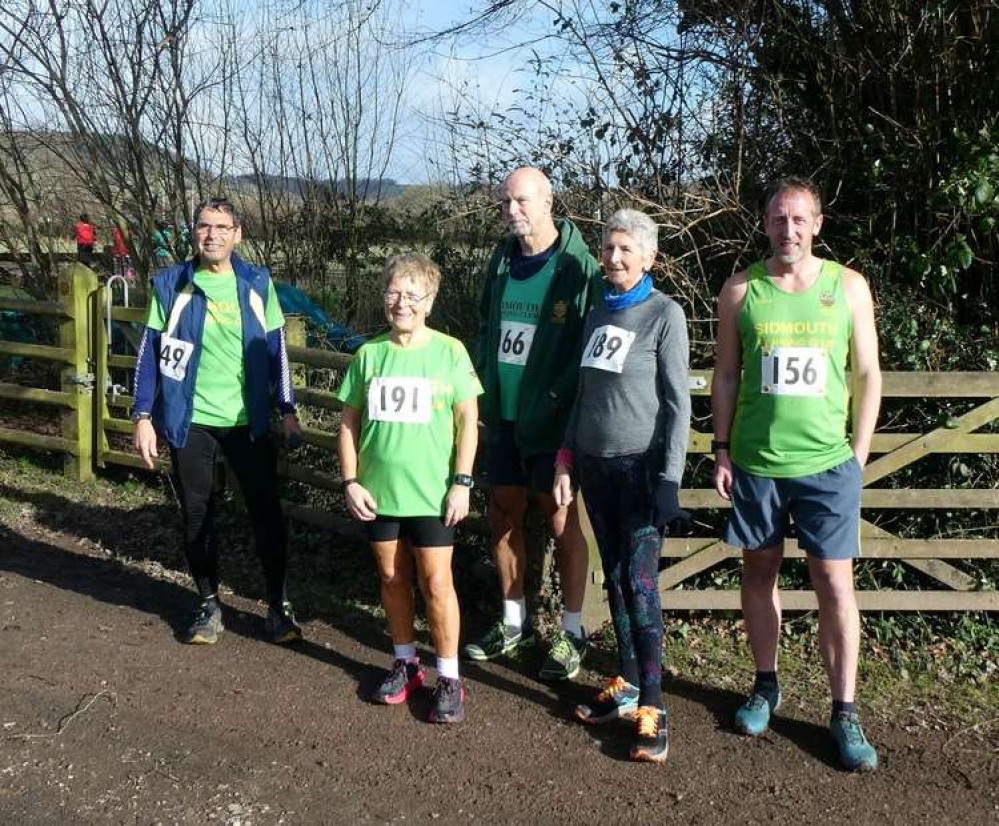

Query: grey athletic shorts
(723, 456), (862, 560)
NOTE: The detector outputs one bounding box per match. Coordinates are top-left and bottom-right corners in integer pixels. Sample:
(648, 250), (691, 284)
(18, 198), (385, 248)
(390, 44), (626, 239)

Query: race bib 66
(497, 321), (536, 366)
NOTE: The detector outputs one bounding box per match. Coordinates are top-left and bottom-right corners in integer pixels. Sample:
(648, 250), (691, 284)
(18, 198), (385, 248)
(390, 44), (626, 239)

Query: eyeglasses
(383, 290), (430, 305)
(195, 223), (236, 235)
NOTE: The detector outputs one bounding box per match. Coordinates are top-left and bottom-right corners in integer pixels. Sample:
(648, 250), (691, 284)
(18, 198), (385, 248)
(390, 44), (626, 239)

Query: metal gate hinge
(68, 372), (95, 391)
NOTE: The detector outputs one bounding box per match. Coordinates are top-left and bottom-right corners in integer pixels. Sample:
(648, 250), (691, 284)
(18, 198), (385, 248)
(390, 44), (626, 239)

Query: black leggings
(578, 452), (664, 709)
(170, 424), (287, 610)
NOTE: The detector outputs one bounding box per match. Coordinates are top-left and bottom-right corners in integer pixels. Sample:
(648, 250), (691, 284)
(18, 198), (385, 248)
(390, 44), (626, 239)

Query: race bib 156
(367, 377), (433, 423)
(760, 346), (827, 396)
(158, 335), (194, 382)
(497, 321), (536, 366)
(580, 324), (636, 374)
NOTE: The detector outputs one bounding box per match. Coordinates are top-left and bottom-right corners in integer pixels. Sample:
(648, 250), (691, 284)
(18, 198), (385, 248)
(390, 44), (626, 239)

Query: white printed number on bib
(367, 378), (432, 423)
(761, 346), (827, 396)
(497, 321), (536, 366)
(581, 325), (636, 374)
(158, 335), (194, 381)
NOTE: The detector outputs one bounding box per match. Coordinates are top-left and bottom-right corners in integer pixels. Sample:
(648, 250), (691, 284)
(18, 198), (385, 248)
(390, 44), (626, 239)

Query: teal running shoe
(573, 676), (640, 724)
(734, 689), (781, 736)
(830, 711), (878, 772)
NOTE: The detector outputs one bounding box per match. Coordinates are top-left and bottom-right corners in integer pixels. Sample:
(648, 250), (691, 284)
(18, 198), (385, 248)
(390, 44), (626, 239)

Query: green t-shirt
(336, 330), (483, 517)
(731, 260), (854, 477)
(146, 271), (285, 427)
(497, 262), (556, 420)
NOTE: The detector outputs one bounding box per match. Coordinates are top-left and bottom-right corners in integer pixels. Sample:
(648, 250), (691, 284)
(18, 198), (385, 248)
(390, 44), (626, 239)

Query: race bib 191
(497, 321), (536, 366)
(760, 346), (828, 396)
(580, 324), (636, 374)
(367, 377), (433, 423)
(158, 334), (194, 382)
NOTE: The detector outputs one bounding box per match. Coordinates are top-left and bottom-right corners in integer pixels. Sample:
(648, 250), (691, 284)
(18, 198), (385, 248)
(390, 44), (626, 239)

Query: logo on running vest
(819, 290), (835, 308)
(551, 300), (568, 322)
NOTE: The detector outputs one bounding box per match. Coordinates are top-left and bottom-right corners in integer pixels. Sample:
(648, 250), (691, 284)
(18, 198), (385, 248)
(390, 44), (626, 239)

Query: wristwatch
(131, 410), (151, 424)
(452, 473), (474, 488)
(710, 439), (731, 452)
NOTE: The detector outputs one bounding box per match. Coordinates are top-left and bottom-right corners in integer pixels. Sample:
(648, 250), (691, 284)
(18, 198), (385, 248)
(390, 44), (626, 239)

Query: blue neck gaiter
(605, 273), (653, 311)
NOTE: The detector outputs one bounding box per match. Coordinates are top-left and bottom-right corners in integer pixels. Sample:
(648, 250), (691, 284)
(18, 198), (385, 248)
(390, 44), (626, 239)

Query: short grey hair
(603, 209), (658, 257)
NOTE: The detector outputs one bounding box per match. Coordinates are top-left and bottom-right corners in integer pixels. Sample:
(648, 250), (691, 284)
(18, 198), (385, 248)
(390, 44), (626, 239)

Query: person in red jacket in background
(111, 225), (132, 280)
(74, 214), (97, 265)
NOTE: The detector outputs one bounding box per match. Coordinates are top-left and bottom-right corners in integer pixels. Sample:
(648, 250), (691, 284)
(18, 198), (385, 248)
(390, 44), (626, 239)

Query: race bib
(158, 335), (194, 382)
(761, 346), (828, 396)
(580, 324), (636, 374)
(367, 377), (432, 423)
(497, 321), (536, 366)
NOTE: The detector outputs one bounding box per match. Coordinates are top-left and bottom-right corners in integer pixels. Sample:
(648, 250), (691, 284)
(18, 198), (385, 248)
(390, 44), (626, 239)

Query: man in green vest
(464, 167), (602, 681)
(711, 177), (882, 771)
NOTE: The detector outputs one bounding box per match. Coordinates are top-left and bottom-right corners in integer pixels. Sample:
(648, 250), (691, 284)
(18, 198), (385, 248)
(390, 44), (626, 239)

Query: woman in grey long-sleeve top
(553, 208), (691, 763)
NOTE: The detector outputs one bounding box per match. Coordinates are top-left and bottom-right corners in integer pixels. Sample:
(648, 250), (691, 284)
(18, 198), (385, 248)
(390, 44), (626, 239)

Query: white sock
(561, 610), (583, 638)
(436, 656), (460, 680)
(503, 598), (526, 629)
(393, 642), (418, 663)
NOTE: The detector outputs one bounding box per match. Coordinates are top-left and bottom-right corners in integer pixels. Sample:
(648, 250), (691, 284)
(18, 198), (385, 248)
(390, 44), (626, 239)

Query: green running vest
(731, 260), (855, 478)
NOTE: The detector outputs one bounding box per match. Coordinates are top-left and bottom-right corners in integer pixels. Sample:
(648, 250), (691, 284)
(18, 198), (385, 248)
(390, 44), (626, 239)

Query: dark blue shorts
(486, 420), (558, 494)
(723, 456), (862, 560)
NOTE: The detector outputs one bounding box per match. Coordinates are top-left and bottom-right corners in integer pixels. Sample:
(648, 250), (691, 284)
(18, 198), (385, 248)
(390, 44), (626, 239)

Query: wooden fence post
(578, 494), (608, 632)
(58, 263), (98, 481)
(285, 315), (307, 415)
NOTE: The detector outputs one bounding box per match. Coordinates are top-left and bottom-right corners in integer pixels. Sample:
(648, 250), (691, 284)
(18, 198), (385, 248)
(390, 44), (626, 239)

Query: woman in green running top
(336, 254), (482, 724)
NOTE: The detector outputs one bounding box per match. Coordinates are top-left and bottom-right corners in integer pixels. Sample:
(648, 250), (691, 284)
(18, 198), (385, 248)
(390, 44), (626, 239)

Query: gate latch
(68, 372), (95, 391)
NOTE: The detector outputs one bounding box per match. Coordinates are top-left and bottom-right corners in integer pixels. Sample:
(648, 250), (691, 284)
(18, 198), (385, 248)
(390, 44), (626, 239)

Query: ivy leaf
(974, 181), (995, 205)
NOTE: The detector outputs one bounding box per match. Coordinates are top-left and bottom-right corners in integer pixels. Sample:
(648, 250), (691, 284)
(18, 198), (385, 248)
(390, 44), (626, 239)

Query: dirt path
(1, 524), (997, 825)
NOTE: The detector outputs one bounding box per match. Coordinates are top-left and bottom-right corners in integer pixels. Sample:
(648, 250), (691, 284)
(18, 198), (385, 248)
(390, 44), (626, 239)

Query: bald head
(500, 167), (558, 254)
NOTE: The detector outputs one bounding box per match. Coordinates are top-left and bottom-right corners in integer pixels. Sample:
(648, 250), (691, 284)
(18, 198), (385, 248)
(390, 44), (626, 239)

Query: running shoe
(573, 676), (640, 724)
(372, 659), (426, 705)
(462, 620), (534, 661)
(265, 601), (303, 644)
(428, 677), (466, 724)
(630, 706), (669, 763)
(734, 689), (781, 736)
(538, 628), (587, 681)
(184, 598), (223, 645)
(830, 711), (878, 772)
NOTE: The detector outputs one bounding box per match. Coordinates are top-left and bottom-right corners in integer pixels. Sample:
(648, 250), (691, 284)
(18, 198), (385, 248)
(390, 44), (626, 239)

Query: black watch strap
(711, 439), (731, 452)
(131, 411), (151, 424)
(452, 473), (474, 488)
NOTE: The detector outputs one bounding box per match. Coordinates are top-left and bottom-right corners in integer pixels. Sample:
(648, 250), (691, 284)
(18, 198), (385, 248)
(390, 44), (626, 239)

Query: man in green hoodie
(463, 167), (603, 681)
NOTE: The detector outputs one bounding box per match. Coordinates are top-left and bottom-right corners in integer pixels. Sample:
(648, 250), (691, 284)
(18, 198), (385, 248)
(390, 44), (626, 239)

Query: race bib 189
(497, 321), (536, 366)
(580, 324), (636, 374)
(760, 346), (827, 396)
(367, 377), (433, 423)
(158, 334), (194, 382)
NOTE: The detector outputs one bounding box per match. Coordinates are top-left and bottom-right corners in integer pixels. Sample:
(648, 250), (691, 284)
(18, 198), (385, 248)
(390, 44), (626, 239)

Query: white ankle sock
(393, 642), (418, 662)
(561, 610), (583, 638)
(503, 598), (526, 629)
(437, 656), (460, 680)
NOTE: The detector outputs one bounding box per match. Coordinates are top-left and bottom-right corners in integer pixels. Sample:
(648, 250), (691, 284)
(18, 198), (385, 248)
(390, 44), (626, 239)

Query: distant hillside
(227, 173), (408, 200)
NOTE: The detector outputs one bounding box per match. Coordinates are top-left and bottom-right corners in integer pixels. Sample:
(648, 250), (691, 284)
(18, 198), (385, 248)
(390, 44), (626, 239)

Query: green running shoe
(185, 599), (223, 645)
(830, 711), (878, 772)
(734, 689), (781, 736)
(538, 628), (587, 682)
(463, 620), (534, 661)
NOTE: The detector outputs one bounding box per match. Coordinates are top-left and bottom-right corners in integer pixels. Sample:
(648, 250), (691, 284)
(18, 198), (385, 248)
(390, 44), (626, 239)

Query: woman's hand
(444, 484), (470, 527)
(553, 464), (574, 508)
(345, 482), (378, 521)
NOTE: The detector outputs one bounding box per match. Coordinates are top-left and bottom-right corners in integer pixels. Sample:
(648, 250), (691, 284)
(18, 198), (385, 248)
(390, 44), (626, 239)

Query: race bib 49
(367, 377), (433, 423)
(760, 346), (828, 396)
(581, 324), (636, 374)
(159, 335), (194, 382)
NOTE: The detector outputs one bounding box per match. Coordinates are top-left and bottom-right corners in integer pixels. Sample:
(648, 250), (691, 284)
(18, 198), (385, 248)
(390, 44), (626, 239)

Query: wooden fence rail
(1, 269), (997, 621)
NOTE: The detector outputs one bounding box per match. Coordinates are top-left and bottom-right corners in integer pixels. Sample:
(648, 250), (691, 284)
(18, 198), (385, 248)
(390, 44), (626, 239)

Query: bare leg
(370, 539), (416, 645)
(807, 557), (860, 702)
(539, 493), (588, 614)
(414, 546), (460, 658)
(489, 485), (529, 600)
(740, 545), (784, 672)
